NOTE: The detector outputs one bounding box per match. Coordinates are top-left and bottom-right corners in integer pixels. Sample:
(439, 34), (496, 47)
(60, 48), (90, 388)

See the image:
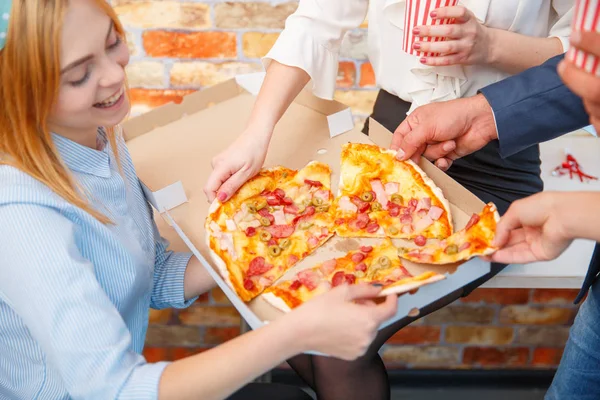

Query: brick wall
(111, 0), (375, 122)
(143, 287), (580, 370)
(109, 0), (581, 370)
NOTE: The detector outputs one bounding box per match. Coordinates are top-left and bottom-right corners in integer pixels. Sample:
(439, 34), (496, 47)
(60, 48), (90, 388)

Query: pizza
(205, 161), (335, 301)
(261, 239), (446, 312)
(333, 143), (453, 241)
(396, 203), (500, 265)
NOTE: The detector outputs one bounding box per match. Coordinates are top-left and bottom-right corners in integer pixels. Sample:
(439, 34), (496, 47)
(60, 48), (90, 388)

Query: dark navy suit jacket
(479, 54), (595, 303)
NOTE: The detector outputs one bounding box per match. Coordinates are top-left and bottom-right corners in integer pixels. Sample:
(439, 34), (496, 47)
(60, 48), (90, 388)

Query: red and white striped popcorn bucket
(403, 0), (459, 57)
(566, 0), (600, 75)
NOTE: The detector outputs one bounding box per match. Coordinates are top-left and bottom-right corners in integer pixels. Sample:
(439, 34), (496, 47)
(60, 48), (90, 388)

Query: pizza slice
(334, 143), (453, 240)
(396, 203), (500, 264)
(261, 239), (446, 312)
(205, 161), (335, 302)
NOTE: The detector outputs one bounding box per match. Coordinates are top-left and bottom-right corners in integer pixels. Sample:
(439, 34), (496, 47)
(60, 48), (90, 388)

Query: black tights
(284, 286), (481, 400)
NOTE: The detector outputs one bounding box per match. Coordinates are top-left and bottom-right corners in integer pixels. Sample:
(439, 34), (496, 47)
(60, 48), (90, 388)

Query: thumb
(204, 164), (233, 203)
(394, 124), (433, 161)
(391, 118), (412, 151)
(218, 166), (257, 202)
(373, 294), (398, 322)
(344, 283), (383, 301)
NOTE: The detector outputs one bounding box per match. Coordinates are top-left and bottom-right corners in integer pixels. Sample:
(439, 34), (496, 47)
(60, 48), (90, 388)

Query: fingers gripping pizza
(206, 162), (335, 301)
(333, 143), (453, 240)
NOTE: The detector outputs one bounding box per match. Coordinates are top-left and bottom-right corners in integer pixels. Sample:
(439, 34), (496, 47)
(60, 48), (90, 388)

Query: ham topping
(384, 182), (399, 196)
(338, 196), (358, 213)
(320, 259), (338, 275)
(298, 269), (320, 290)
(370, 180), (389, 210)
(428, 206), (444, 221)
(273, 209), (287, 225)
(465, 214), (481, 230)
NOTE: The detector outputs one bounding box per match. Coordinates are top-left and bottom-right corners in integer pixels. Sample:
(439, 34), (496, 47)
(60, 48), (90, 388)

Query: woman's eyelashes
(68, 35), (123, 87)
(70, 69), (91, 87)
(108, 35), (121, 50)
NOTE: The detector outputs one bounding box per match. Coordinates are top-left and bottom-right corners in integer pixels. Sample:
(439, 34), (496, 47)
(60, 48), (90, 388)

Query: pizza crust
(261, 292), (293, 313)
(379, 274), (446, 296)
(204, 219), (237, 294)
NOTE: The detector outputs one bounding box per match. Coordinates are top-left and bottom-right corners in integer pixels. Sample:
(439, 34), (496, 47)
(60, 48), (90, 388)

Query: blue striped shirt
(0, 129), (195, 399)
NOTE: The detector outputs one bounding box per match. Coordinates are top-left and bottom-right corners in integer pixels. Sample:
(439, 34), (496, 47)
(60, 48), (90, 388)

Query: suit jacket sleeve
(479, 54), (589, 158)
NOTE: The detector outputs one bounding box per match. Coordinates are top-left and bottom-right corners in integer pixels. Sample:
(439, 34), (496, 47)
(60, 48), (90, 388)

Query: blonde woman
(0, 1), (398, 399)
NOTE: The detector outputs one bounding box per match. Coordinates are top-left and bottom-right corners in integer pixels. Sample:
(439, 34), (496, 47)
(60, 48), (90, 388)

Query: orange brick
(211, 287), (231, 305)
(143, 31), (236, 58)
(143, 347), (169, 363)
(445, 326), (514, 345)
(500, 306), (575, 325)
(205, 326), (241, 344)
(463, 347), (529, 367)
(532, 348), (564, 367)
(333, 90), (377, 115)
(178, 305), (241, 326)
(532, 289), (580, 305)
(382, 346), (459, 367)
(461, 288), (531, 305)
(359, 62), (376, 87)
(129, 89), (196, 109)
(387, 326), (441, 345)
(242, 32), (279, 58)
(171, 347), (209, 361)
(337, 62), (356, 88)
(148, 308), (172, 324)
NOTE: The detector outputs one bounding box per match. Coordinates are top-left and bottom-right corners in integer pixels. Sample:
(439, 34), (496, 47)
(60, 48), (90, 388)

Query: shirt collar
(52, 129), (112, 178)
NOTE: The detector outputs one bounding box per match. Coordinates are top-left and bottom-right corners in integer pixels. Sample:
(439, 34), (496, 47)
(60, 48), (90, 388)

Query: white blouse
(264, 0), (574, 112)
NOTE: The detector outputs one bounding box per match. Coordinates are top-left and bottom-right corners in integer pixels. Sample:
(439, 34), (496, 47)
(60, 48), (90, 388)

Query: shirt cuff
(153, 252), (196, 309)
(262, 27), (339, 100)
(552, 35), (570, 53)
(118, 361), (169, 400)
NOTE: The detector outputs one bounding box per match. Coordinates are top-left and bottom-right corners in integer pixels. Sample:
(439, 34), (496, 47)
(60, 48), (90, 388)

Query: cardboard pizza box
(123, 73), (492, 341)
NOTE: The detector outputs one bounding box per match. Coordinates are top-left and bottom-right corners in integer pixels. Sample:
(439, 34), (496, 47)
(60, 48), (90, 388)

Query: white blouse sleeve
(263, 0), (369, 100)
(548, 0), (575, 52)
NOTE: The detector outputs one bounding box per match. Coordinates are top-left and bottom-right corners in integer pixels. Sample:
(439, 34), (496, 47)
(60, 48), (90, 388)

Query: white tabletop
(485, 133), (600, 288)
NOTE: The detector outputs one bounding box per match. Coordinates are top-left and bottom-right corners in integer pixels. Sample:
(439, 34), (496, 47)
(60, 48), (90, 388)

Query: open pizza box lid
(123, 73), (491, 343)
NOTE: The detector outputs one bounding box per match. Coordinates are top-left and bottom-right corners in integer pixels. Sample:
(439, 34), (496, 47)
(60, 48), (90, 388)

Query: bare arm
(159, 284), (398, 400)
(560, 192), (600, 243)
(159, 314), (301, 400)
(487, 30), (564, 74)
(248, 61), (310, 135)
(203, 61), (310, 202)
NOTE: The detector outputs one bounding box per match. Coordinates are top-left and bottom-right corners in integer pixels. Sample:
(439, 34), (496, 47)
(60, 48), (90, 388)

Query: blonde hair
(0, 0), (127, 224)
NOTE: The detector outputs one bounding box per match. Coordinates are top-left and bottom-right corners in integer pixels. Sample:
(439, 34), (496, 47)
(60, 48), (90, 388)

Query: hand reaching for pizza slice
(396, 203), (500, 264)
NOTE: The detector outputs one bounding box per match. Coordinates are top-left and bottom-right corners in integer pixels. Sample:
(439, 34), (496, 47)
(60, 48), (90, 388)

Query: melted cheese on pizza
(397, 203), (499, 264)
(334, 143), (453, 240)
(206, 162), (335, 301)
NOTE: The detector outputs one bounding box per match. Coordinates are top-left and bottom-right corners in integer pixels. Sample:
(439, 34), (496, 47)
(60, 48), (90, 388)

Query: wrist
(277, 312), (312, 355)
(484, 28), (500, 66)
(469, 94), (498, 142)
(555, 192), (598, 241)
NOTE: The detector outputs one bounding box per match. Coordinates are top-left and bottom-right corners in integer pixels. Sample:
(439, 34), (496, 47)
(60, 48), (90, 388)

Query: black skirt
(362, 90), (543, 215)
